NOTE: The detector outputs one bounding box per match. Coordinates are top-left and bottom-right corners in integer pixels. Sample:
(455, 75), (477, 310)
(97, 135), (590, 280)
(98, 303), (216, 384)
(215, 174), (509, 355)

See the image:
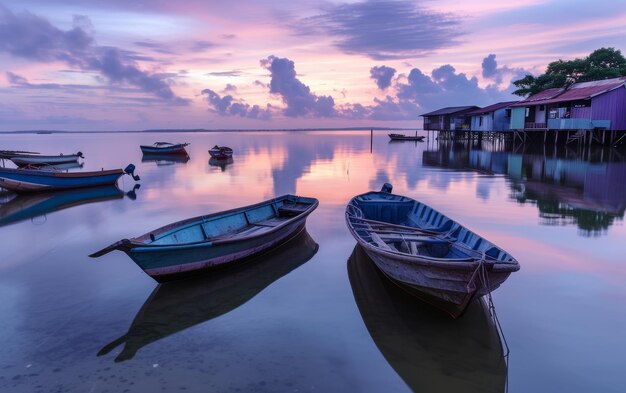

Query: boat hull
(208, 147), (233, 159)
(140, 144), (188, 155)
(128, 220), (308, 282)
(356, 240), (513, 317)
(388, 134), (425, 141)
(11, 154), (82, 166)
(0, 167), (124, 193)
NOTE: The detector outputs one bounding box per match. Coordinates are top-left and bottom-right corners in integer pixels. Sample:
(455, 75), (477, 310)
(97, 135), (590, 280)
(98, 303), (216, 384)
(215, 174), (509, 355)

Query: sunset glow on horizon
(1, 0), (625, 131)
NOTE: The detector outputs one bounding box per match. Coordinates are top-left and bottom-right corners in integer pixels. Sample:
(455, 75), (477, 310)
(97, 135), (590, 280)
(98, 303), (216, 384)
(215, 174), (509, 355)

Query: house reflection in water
(423, 144), (626, 236)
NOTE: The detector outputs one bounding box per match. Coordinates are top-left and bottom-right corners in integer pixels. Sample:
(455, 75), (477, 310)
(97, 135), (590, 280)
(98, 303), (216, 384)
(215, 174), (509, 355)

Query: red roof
(466, 101), (519, 115)
(511, 77), (626, 107)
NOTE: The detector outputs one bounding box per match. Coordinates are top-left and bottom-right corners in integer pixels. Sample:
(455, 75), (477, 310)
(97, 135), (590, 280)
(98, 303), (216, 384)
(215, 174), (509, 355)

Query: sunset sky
(1, 0), (625, 131)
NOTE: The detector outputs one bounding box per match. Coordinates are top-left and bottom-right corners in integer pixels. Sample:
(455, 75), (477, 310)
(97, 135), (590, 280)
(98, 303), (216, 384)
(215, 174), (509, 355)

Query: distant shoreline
(0, 127), (423, 134)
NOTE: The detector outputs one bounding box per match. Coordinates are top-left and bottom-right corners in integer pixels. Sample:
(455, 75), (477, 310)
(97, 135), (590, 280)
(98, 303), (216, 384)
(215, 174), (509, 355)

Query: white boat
(10, 152), (84, 167)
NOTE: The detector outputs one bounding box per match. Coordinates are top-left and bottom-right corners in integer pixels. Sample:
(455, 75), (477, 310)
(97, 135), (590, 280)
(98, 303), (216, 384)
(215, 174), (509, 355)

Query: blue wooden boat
(90, 194), (319, 282)
(345, 183), (520, 318)
(97, 229), (318, 362)
(0, 165), (139, 193)
(348, 244), (507, 391)
(140, 142), (189, 155)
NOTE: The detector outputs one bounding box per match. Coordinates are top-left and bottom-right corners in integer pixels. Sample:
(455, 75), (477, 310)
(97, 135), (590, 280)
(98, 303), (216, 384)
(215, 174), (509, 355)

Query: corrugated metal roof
(466, 101), (519, 115)
(511, 76), (626, 107)
(421, 106), (479, 116)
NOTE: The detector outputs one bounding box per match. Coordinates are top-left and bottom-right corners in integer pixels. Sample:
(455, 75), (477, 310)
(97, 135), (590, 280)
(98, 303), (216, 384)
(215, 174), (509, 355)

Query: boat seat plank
(278, 204), (308, 217)
(252, 216), (289, 227)
(370, 232), (397, 251)
(377, 233), (449, 245)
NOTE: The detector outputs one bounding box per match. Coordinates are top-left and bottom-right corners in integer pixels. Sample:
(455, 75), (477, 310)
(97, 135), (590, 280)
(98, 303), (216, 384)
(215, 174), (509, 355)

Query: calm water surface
(0, 131), (624, 393)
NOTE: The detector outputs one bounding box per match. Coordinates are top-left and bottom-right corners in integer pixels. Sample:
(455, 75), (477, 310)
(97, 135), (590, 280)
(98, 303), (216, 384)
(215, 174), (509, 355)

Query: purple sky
(1, 0), (625, 131)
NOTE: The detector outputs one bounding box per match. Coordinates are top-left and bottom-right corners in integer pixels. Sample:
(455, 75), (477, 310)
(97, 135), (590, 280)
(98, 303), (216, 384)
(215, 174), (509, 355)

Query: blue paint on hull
(0, 167), (125, 192)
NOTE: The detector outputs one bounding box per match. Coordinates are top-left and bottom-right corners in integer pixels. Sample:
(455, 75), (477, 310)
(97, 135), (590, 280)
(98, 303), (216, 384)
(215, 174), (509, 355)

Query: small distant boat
(97, 229), (318, 362)
(345, 183), (520, 318)
(0, 164), (140, 193)
(208, 145), (233, 159)
(140, 142), (189, 155)
(388, 133), (425, 141)
(90, 194), (319, 282)
(10, 151), (84, 167)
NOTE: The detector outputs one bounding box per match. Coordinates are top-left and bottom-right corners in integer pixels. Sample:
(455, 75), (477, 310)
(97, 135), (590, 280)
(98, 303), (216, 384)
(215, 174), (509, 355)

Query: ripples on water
(0, 131), (624, 392)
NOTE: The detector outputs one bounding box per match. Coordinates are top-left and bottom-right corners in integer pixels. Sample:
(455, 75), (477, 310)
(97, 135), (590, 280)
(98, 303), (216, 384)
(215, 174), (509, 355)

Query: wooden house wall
(572, 106), (592, 119)
(493, 108), (512, 131)
(592, 87), (626, 130)
(470, 114), (493, 131)
(510, 107), (526, 129)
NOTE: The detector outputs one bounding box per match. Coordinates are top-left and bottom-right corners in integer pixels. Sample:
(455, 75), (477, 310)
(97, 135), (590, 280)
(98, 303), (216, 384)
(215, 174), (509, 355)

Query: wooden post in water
(370, 129), (373, 153)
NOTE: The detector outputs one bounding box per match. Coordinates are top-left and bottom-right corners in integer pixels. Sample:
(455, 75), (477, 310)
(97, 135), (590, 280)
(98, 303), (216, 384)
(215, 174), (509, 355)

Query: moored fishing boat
(10, 151), (84, 167)
(388, 133), (425, 141)
(208, 145), (233, 159)
(0, 164), (140, 193)
(345, 183), (520, 318)
(90, 194), (318, 282)
(140, 142), (189, 155)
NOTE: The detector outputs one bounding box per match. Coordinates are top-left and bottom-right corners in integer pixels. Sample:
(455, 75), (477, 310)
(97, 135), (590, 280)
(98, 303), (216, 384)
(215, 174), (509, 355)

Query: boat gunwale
(128, 195), (319, 250)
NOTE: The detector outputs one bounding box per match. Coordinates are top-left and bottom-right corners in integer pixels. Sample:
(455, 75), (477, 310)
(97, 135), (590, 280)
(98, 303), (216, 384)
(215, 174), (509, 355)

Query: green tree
(512, 47), (626, 97)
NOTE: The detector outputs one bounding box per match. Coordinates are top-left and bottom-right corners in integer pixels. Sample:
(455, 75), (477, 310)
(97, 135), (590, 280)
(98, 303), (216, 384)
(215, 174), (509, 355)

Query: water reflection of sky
(0, 131), (625, 393)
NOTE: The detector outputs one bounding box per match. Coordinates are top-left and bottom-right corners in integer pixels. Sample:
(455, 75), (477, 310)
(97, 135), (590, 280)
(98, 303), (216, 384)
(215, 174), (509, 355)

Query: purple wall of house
(572, 106), (591, 119)
(592, 87), (626, 130)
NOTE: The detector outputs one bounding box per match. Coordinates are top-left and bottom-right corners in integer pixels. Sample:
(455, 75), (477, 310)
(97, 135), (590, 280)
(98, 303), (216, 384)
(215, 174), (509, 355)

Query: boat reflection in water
(98, 228), (318, 362)
(208, 157), (234, 171)
(348, 245), (507, 393)
(141, 154), (190, 166)
(0, 185), (139, 227)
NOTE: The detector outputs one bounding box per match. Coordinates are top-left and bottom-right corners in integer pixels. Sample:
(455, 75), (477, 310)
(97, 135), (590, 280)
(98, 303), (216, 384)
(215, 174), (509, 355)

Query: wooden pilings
(427, 129), (626, 148)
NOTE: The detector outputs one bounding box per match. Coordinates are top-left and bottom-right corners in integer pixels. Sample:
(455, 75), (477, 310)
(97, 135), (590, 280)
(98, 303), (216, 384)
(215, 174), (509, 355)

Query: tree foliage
(512, 47), (626, 97)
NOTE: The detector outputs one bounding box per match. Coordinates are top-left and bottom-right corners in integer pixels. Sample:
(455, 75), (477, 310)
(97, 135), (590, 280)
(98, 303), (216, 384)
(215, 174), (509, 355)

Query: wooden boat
(10, 151), (84, 167)
(90, 194), (319, 282)
(140, 142), (189, 155)
(388, 133), (425, 141)
(0, 164), (140, 193)
(208, 145), (233, 159)
(348, 245), (507, 392)
(0, 185), (129, 227)
(345, 183), (520, 318)
(97, 229), (318, 362)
